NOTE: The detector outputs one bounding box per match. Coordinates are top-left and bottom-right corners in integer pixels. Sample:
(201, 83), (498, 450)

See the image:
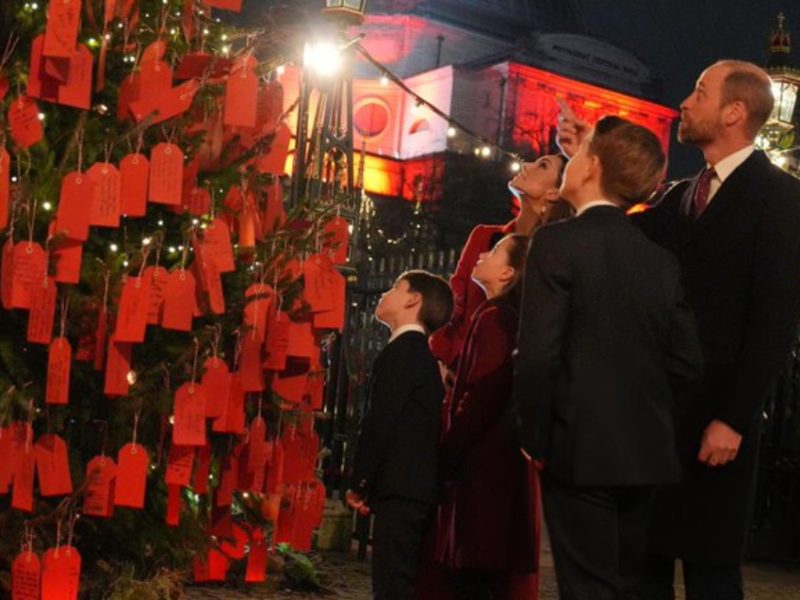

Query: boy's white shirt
(388, 324), (426, 343)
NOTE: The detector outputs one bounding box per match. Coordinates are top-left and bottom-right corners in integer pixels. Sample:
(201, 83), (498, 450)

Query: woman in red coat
(429, 154), (569, 370)
(435, 233), (538, 599)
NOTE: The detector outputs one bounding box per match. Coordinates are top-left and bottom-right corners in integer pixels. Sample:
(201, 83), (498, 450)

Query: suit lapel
(689, 151), (766, 238)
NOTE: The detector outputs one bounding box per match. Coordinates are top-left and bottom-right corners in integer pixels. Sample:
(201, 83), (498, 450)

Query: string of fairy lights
(354, 42), (525, 173)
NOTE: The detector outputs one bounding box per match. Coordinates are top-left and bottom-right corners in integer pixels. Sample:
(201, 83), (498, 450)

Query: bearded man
(557, 60), (800, 599)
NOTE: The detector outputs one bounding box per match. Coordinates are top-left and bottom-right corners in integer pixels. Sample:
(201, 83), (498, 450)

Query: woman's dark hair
(589, 116), (666, 208)
(492, 233), (529, 312)
(397, 270), (454, 333)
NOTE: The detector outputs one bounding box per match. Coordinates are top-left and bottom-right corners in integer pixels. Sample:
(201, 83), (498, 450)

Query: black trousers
(371, 498), (433, 600)
(447, 568), (510, 600)
(638, 555), (744, 600)
(541, 474), (653, 600)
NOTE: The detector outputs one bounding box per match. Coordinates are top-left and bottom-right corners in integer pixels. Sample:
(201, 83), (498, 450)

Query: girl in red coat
(435, 233), (538, 599)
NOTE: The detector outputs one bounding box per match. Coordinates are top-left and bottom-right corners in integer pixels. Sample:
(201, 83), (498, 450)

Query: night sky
(579, 0), (799, 177)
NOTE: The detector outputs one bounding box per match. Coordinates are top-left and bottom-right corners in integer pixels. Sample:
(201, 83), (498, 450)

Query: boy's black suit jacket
(352, 330), (444, 505)
(513, 205), (703, 488)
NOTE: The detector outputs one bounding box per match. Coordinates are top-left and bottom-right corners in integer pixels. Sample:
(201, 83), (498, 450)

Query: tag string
(76, 126), (84, 174)
(59, 297), (69, 339)
(26, 197), (37, 247)
(190, 337), (200, 390)
(132, 411), (140, 447)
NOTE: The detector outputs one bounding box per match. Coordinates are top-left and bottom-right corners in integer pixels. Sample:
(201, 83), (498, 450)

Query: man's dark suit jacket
(352, 330), (444, 505)
(514, 205), (703, 488)
(633, 150), (800, 564)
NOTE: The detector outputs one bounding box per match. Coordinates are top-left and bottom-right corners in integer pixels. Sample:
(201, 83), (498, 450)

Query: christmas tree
(0, 0), (348, 596)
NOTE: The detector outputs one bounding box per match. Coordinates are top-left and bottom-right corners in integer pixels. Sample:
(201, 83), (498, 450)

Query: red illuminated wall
(504, 63), (678, 156)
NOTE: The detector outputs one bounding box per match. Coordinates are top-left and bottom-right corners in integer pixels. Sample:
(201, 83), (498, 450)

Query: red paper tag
(11, 443), (35, 512)
(144, 266), (166, 325)
(12, 242), (46, 310)
(83, 455), (116, 518)
(240, 334), (265, 392)
(161, 269), (196, 331)
(273, 371), (308, 405)
(55, 171), (92, 241)
(264, 312), (290, 371)
(1, 238), (13, 309)
(220, 522), (249, 559)
(287, 319), (316, 359)
(261, 179), (285, 235)
(244, 284), (273, 343)
(115, 443), (149, 508)
(166, 484), (182, 526)
(207, 0), (242, 11)
(193, 444), (211, 494)
(324, 216), (350, 264)
(0, 148), (9, 230)
(173, 382), (207, 447)
(203, 259), (225, 315)
(41, 546), (81, 600)
(187, 187), (210, 216)
(313, 267), (346, 331)
(303, 254), (336, 313)
(8, 96), (44, 149)
(245, 528), (268, 583)
(0, 74), (8, 101)
(166, 444), (194, 486)
(149, 143), (184, 205)
(87, 162), (121, 228)
(115, 275), (151, 343)
(12, 550), (41, 600)
(46, 337), (72, 405)
(103, 335), (132, 397)
(43, 0), (81, 58)
(35, 433), (73, 496)
(119, 153), (149, 217)
(27, 277), (57, 344)
(201, 358), (230, 419)
(131, 79), (199, 125)
(116, 73), (138, 120)
(51, 236), (83, 284)
(257, 123), (291, 174)
(58, 45), (93, 109)
(212, 371), (245, 434)
(202, 218), (235, 272)
(224, 56), (258, 128)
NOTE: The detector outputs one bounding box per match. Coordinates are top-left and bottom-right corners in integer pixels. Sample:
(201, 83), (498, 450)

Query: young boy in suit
(348, 270), (454, 600)
(513, 116), (704, 599)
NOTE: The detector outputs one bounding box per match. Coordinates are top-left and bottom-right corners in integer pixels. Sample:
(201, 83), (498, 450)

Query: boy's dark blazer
(513, 205), (703, 488)
(352, 330), (444, 504)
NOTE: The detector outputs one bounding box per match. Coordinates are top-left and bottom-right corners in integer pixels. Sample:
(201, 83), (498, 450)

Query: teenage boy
(513, 117), (704, 599)
(348, 270), (454, 600)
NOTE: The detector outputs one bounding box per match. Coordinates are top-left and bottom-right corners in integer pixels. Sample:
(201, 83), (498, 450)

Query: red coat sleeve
(430, 226), (494, 366)
(440, 305), (516, 471)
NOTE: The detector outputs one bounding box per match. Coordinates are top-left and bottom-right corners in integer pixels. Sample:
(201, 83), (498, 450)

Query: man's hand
(698, 420), (742, 467)
(345, 489), (371, 516)
(555, 98), (589, 159)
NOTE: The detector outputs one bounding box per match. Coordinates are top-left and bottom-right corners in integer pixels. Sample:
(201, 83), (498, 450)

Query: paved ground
(186, 543), (800, 599)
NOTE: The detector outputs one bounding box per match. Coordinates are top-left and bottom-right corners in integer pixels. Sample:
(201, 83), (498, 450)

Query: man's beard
(677, 115), (719, 145)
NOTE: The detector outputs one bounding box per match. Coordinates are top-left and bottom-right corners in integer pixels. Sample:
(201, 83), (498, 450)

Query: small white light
(178, 245), (184, 251)
(10, 176), (16, 183)
(447, 126), (456, 138)
(203, 28), (210, 36)
(168, 246), (177, 254)
(104, 33), (111, 41)
(348, 224), (354, 234)
(511, 161), (522, 173)
(38, 113), (45, 121)
(169, 415), (175, 425)
(142, 237), (152, 245)
(31, 2), (38, 8)
(276, 64), (286, 76)
(123, 260), (129, 267)
(200, 223), (208, 230)
(109, 243), (119, 252)
(221, 45), (231, 56)
(192, 218), (199, 225)
(42, 201), (52, 211)
(169, 28), (177, 36)
(126, 370), (137, 385)
(221, 34), (228, 41)
(242, 492), (250, 499)
(480, 146), (492, 158)
(158, 220), (164, 226)
(380, 74), (389, 86)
